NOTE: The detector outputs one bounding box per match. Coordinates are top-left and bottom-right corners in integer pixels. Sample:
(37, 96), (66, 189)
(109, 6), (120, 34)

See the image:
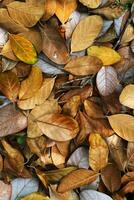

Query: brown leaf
(119, 181), (134, 195)
(7, 1), (44, 28)
(108, 114), (134, 142)
(0, 180), (12, 200)
(64, 56), (102, 76)
(101, 163), (121, 192)
(12, 62), (31, 79)
(127, 142), (134, 171)
(55, 0), (77, 24)
(37, 113), (79, 141)
(0, 71), (20, 102)
(71, 15), (103, 52)
(89, 133), (109, 171)
(0, 154), (3, 172)
(121, 172), (134, 185)
(57, 169), (99, 193)
(79, 0), (101, 8)
(1, 139), (24, 173)
(51, 145), (66, 167)
(35, 168), (48, 189)
(19, 66), (43, 100)
(41, 25), (69, 65)
(1, 40), (18, 61)
(56, 141), (70, 158)
(121, 24), (134, 44)
(0, 104), (27, 137)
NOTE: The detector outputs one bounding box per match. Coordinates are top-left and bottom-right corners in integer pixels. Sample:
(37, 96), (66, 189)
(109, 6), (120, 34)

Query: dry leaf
(80, 190), (113, 200)
(89, 133), (109, 171)
(35, 168), (48, 189)
(64, 56), (102, 76)
(79, 0), (101, 8)
(7, 1), (44, 27)
(37, 113), (79, 141)
(2, 58), (17, 73)
(43, 0), (56, 20)
(0, 154), (3, 172)
(21, 193), (50, 200)
(119, 84), (134, 109)
(0, 27), (8, 47)
(0, 71), (20, 102)
(0, 180), (12, 200)
(10, 34), (37, 65)
(71, 15), (103, 52)
(19, 66), (43, 100)
(1, 40), (18, 61)
(120, 181), (134, 195)
(127, 142), (134, 171)
(18, 78), (55, 110)
(0, 104), (27, 137)
(121, 24), (134, 44)
(121, 172), (134, 185)
(101, 163), (121, 192)
(51, 145), (66, 167)
(55, 0), (77, 24)
(41, 25), (69, 65)
(57, 169), (99, 193)
(87, 46), (121, 65)
(96, 66), (119, 96)
(108, 114), (134, 142)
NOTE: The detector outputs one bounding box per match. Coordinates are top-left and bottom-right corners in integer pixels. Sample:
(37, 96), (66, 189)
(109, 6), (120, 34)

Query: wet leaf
(80, 190), (113, 200)
(89, 133), (109, 171)
(0, 180), (12, 200)
(19, 66), (43, 100)
(57, 169), (99, 193)
(0, 71), (20, 102)
(119, 84), (134, 109)
(87, 46), (121, 65)
(108, 114), (134, 142)
(10, 34), (37, 65)
(21, 193), (50, 200)
(79, 0), (101, 8)
(71, 15), (103, 52)
(96, 66), (119, 96)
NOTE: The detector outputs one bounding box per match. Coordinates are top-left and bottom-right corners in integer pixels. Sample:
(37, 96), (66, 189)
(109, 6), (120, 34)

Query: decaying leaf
(71, 15), (103, 52)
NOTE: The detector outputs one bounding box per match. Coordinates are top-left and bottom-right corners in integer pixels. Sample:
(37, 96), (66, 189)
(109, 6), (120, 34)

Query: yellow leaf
(119, 84), (134, 109)
(10, 34), (37, 64)
(89, 133), (109, 171)
(57, 169), (99, 193)
(18, 78), (55, 110)
(19, 66), (43, 100)
(87, 46), (121, 65)
(7, 1), (44, 27)
(43, 0), (56, 20)
(71, 15), (103, 52)
(121, 24), (134, 44)
(55, 0), (77, 24)
(1, 40), (18, 61)
(108, 114), (134, 142)
(0, 71), (20, 102)
(21, 192), (50, 200)
(79, 0), (101, 8)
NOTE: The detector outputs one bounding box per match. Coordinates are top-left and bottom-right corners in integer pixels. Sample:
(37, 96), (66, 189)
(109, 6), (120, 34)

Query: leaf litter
(0, 0), (133, 200)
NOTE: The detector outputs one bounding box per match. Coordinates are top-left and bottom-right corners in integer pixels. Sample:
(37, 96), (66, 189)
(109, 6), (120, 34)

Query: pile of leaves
(0, 0), (134, 199)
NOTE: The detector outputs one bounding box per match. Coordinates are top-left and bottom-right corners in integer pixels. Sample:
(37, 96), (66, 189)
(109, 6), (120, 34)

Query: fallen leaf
(2, 57), (17, 72)
(89, 133), (109, 171)
(57, 169), (99, 193)
(96, 66), (119, 96)
(121, 172), (134, 185)
(121, 24), (134, 44)
(12, 62), (31, 78)
(0, 180), (12, 200)
(108, 114), (134, 142)
(127, 142), (134, 171)
(7, 1), (44, 27)
(51, 145), (66, 167)
(0, 27), (8, 46)
(0, 104), (27, 137)
(87, 46), (121, 65)
(43, 0), (56, 21)
(0, 71), (20, 102)
(10, 34), (37, 65)
(79, 0), (101, 8)
(11, 178), (39, 200)
(21, 193), (50, 200)
(131, 40), (134, 53)
(119, 181), (134, 195)
(41, 25), (69, 65)
(80, 190), (113, 200)
(64, 56), (102, 76)
(71, 15), (103, 52)
(119, 84), (134, 109)
(19, 66), (43, 100)
(55, 0), (77, 24)
(56, 141), (70, 157)
(37, 113), (79, 141)
(0, 154), (3, 172)
(101, 163), (121, 192)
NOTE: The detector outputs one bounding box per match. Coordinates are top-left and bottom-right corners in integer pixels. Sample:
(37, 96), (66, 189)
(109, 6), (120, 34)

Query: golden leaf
(0, 154), (3, 172)
(0, 71), (20, 102)
(71, 15), (103, 52)
(89, 133), (109, 171)
(19, 66), (43, 100)
(57, 169), (99, 193)
(108, 114), (134, 142)
(119, 84), (134, 109)
(10, 34), (37, 65)
(7, 1), (44, 27)
(87, 46), (121, 65)
(1, 40), (18, 61)
(55, 0), (77, 24)
(21, 192), (50, 200)
(64, 56), (102, 76)
(79, 0), (101, 8)
(43, 0), (56, 20)
(121, 24), (134, 44)
(51, 145), (66, 167)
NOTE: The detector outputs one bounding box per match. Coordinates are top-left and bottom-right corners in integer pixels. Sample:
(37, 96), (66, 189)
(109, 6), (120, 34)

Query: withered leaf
(21, 193), (50, 200)
(7, 1), (44, 27)
(89, 133), (109, 171)
(108, 114), (134, 142)
(35, 169), (48, 189)
(0, 71), (20, 102)
(0, 180), (12, 200)
(0, 154), (3, 172)
(37, 113), (79, 141)
(80, 190), (113, 200)
(41, 25), (69, 65)
(64, 56), (102, 76)
(51, 145), (66, 167)
(127, 142), (134, 171)
(57, 169), (99, 193)
(120, 181), (134, 195)
(71, 15), (103, 52)
(121, 172), (134, 185)
(121, 24), (134, 44)
(43, 0), (56, 21)
(79, 0), (101, 8)
(0, 104), (27, 137)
